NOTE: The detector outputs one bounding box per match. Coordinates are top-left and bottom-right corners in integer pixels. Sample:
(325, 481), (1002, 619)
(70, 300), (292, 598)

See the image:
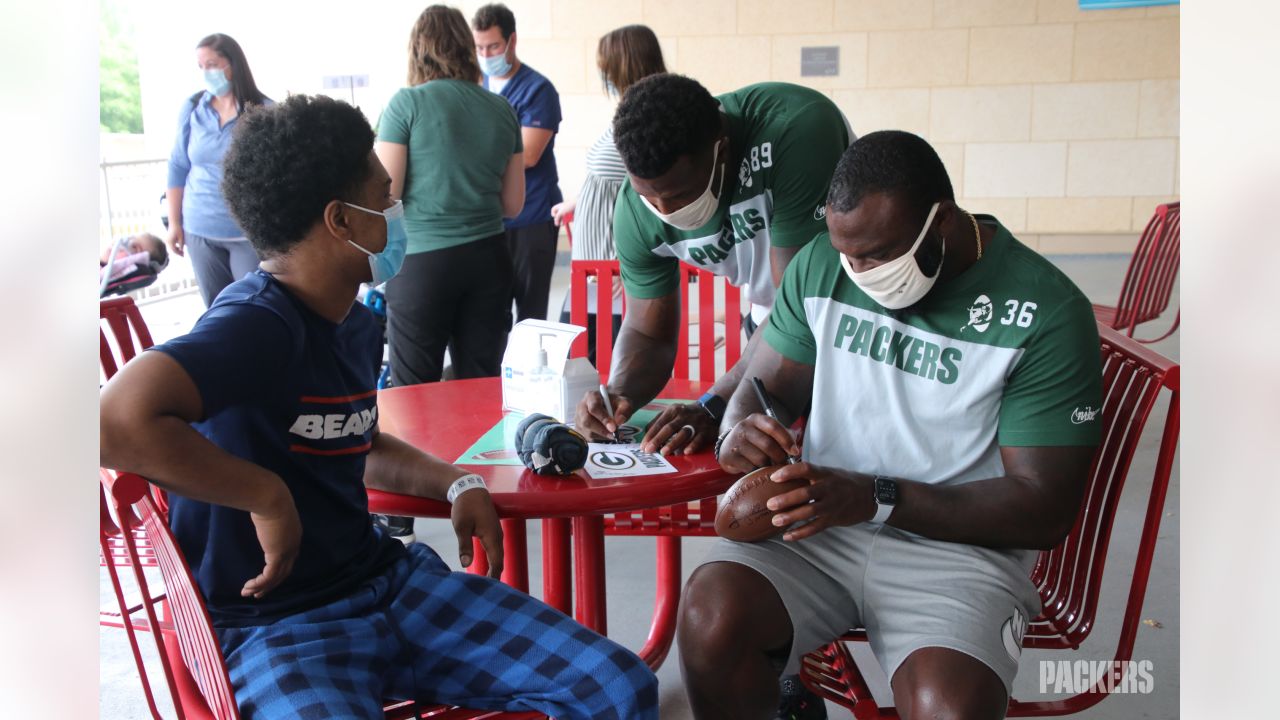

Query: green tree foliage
(100, 0), (142, 133)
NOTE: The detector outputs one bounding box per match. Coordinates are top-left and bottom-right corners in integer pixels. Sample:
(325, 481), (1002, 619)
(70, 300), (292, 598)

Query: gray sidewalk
(100, 252), (1179, 719)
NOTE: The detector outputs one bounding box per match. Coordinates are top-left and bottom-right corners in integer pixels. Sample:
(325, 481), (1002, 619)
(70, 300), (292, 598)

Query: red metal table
(367, 377), (734, 660)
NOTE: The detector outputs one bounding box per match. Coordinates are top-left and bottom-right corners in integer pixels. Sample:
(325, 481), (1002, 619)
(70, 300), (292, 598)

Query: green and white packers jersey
(763, 217), (1103, 487)
(614, 82), (851, 317)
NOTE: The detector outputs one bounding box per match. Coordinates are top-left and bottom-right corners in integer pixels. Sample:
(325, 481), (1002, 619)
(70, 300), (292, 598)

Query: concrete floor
(100, 250), (1180, 719)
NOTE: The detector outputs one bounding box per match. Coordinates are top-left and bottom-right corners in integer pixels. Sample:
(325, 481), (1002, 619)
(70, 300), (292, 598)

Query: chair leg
(636, 536), (681, 670)
(543, 518), (572, 615)
(572, 516), (608, 633)
(500, 518), (529, 593)
(468, 537), (489, 576)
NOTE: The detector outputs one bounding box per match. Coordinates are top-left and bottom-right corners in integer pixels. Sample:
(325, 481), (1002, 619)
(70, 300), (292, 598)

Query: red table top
(368, 377), (737, 520)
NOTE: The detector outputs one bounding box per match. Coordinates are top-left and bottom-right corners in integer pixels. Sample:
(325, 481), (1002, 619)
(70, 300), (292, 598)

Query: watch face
(874, 476), (898, 505)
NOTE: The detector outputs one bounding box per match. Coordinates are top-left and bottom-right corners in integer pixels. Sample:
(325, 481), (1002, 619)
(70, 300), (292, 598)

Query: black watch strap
(697, 392), (727, 423)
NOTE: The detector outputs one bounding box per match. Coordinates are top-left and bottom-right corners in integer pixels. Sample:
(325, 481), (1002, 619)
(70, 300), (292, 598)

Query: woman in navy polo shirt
(166, 33), (272, 307)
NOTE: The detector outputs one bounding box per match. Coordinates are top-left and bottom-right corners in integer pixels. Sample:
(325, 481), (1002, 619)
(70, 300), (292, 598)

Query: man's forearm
(363, 432), (469, 500)
(704, 328), (768, 426)
(888, 474), (1076, 551)
(607, 323), (678, 410)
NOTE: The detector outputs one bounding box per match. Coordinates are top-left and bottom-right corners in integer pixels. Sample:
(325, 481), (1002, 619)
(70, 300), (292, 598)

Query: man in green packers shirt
(677, 131), (1104, 719)
(574, 74), (852, 461)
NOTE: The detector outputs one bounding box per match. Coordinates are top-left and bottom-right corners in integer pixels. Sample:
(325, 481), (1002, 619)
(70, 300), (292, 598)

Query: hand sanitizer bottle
(529, 333), (559, 414)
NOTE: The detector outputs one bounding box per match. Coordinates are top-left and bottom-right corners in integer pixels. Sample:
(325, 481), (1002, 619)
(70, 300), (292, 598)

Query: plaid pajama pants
(218, 543), (658, 720)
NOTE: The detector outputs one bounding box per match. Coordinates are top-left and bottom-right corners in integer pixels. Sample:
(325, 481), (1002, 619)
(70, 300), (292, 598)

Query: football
(714, 465), (808, 543)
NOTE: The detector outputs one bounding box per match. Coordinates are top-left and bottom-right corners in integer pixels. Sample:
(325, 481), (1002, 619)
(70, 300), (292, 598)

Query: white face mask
(840, 201), (944, 310)
(639, 140), (724, 231)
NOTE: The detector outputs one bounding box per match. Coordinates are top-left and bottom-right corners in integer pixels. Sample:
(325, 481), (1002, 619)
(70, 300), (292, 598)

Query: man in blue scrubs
(472, 2), (563, 322)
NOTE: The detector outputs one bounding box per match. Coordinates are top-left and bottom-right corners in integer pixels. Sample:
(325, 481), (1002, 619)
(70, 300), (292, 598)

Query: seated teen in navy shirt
(100, 94), (657, 720)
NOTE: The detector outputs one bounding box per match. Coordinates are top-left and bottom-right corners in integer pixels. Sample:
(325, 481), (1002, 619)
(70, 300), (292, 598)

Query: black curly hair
(826, 130), (954, 223)
(612, 73), (721, 179)
(221, 95), (375, 258)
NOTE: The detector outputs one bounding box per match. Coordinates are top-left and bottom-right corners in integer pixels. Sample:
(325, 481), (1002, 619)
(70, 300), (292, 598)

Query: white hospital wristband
(446, 474), (487, 503)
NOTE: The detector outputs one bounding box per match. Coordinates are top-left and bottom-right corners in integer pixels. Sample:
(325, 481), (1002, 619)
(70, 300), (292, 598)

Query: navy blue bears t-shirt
(486, 63), (563, 229)
(152, 270), (405, 627)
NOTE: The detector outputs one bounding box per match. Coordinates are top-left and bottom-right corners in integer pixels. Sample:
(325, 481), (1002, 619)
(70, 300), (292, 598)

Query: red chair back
(101, 295), (155, 381)
(1105, 201), (1180, 342)
(674, 263), (744, 383)
(103, 471), (238, 720)
(569, 260), (624, 378)
(99, 296), (169, 514)
(801, 324), (1180, 717)
(568, 259), (744, 382)
(1026, 325), (1179, 652)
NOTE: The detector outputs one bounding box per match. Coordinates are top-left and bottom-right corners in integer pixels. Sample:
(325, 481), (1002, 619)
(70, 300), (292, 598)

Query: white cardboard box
(501, 319), (599, 422)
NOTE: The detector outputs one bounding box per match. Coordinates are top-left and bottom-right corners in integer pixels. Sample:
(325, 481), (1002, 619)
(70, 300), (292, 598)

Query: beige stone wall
(134, 1), (1177, 250)
(497, 0), (1179, 250)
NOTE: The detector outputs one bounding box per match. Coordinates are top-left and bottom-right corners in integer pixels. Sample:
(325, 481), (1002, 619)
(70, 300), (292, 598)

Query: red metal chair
(99, 295), (166, 666)
(568, 259), (744, 669)
(99, 469), (547, 720)
(101, 295), (156, 382)
(799, 323), (1180, 718)
(1093, 201), (1180, 343)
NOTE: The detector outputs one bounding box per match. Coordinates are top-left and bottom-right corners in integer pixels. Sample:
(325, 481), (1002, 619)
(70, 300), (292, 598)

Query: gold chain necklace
(969, 212), (982, 261)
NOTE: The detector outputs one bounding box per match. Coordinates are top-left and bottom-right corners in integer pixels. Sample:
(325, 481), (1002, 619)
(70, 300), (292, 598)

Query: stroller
(100, 234), (169, 298)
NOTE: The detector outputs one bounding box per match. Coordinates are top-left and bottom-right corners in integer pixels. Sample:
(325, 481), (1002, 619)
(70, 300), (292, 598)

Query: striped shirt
(570, 125), (628, 262)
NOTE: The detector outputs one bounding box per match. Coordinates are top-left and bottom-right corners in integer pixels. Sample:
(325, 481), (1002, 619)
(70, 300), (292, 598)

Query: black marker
(750, 376), (799, 464)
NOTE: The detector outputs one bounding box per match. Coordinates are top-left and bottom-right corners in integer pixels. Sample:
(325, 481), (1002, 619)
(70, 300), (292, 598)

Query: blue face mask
(478, 48), (512, 78)
(203, 67), (231, 97)
(343, 200), (407, 286)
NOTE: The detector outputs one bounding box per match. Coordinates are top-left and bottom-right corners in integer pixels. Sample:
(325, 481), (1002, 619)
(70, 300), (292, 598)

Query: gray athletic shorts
(703, 522), (1042, 694)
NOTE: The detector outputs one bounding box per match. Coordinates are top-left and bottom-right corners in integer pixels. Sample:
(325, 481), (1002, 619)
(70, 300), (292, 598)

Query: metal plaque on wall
(801, 47), (839, 77)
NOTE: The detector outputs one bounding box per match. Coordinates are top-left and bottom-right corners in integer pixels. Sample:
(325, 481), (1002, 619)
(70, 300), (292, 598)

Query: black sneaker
(777, 674), (826, 720)
(373, 514), (416, 545)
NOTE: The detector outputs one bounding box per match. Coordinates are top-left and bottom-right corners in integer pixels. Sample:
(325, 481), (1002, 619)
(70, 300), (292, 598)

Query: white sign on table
(583, 443), (677, 479)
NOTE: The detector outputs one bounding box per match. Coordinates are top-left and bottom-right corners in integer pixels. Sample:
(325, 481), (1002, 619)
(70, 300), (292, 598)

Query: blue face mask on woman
(343, 200), (407, 286)
(203, 67), (231, 97)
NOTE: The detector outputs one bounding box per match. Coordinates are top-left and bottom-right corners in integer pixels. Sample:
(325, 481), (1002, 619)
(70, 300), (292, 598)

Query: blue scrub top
(486, 64), (563, 229)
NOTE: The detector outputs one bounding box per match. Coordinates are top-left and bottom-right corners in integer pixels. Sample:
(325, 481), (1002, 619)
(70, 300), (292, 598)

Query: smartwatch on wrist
(871, 475), (898, 523)
(697, 392), (727, 423)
